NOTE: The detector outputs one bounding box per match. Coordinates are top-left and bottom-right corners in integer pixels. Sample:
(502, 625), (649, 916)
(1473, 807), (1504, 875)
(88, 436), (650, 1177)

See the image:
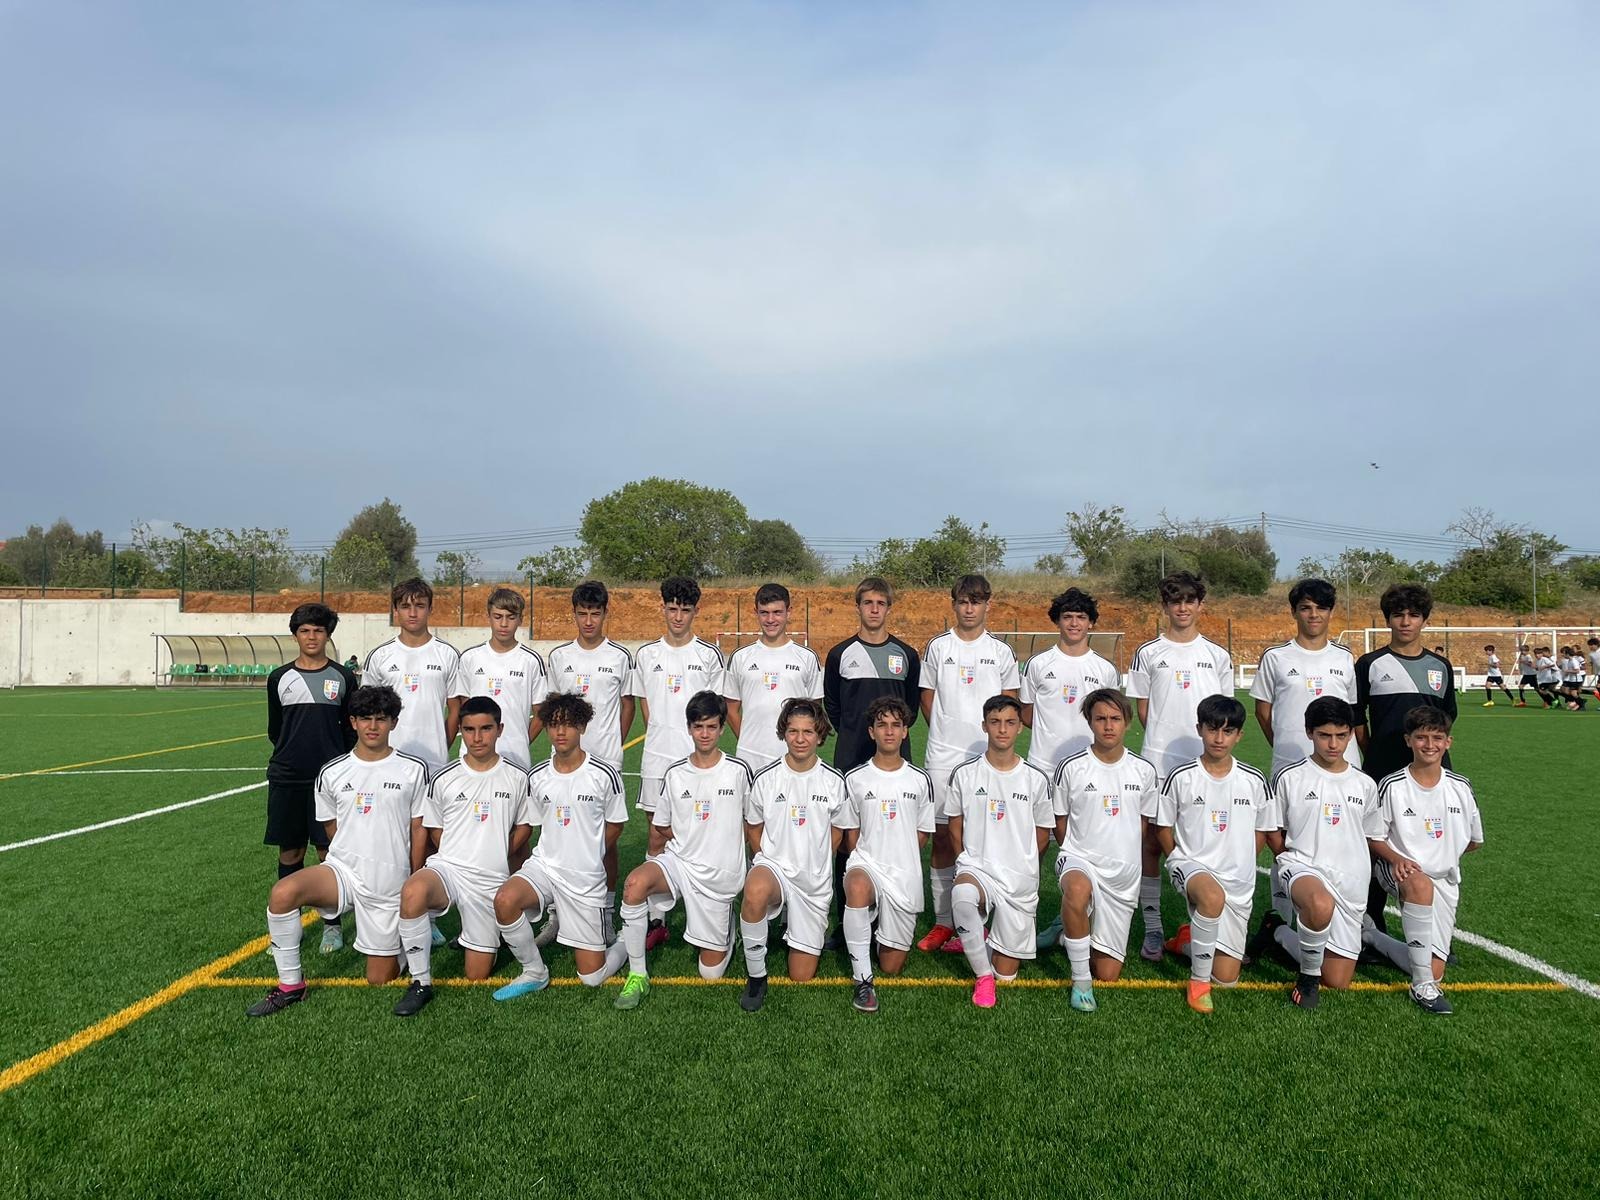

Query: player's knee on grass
(1090, 951), (1123, 983)
(367, 955), (400, 985)
(698, 945), (732, 979)
(578, 966), (609, 987)
(463, 948), (496, 981)
(877, 948), (909, 976)
(788, 951), (820, 982)
(1320, 954), (1357, 990)
(992, 955), (1019, 981)
(1211, 953), (1242, 985)
(843, 868), (875, 908)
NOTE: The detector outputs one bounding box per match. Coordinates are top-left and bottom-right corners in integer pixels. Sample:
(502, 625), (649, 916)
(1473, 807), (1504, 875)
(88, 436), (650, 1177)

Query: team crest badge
(666, 673), (684, 695)
(487, 677), (503, 697)
(988, 796), (1007, 822)
(1427, 670), (1444, 691)
(555, 804), (573, 827)
(401, 672), (420, 693)
(959, 666), (976, 685)
(1209, 810), (1229, 832)
(1102, 793), (1120, 817)
(574, 672), (591, 694)
(881, 797), (898, 820)
(323, 679), (341, 701)
(1304, 676), (1325, 696)
(1175, 669), (1193, 690)
(1063, 684), (1079, 704)
(354, 791), (374, 815)
(693, 798), (713, 822)
(762, 671), (780, 691)
(1322, 801), (1341, 826)
(887, 654), (905, 676)
(1423, 817), (1445, 840)
(471, 798), (491, 823)
(789, 804), (807, 827)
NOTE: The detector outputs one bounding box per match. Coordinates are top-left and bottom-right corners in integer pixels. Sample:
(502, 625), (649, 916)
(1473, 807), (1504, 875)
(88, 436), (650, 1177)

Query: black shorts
(1519, 674), (1538, 686)
(264, 782), (330, 850)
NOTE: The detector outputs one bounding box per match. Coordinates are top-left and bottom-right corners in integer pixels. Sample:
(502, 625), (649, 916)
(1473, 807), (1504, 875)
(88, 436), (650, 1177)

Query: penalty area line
(0, 732), (266, 781)
(0, 782), (266, 853)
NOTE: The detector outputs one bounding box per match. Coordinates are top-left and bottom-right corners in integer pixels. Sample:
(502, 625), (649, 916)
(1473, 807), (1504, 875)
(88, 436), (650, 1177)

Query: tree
(1113, 537), (1198, 600)
(738, 519), (822, 580)
(850, 517), (1007, 587)
(580, 478), (750, 580)
(432, 549), (482, 587)
(1063, 503), (1132, 574)
(518, 545), (588, 588)
(134, 523), (304, 590)
(1033, 553), (1070, 575)
(0, 520), (107, 585)
(326, 534), (392, 589)
(1188, 526), (1276, 596)
(1564, 555), (1600, 592)
(337, 499), (419, 578)
(1434, 517), (1566, 610)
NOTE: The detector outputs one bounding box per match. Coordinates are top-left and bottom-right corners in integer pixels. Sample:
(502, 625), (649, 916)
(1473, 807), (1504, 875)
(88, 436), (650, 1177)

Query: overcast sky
(3, 1), (1596, 572)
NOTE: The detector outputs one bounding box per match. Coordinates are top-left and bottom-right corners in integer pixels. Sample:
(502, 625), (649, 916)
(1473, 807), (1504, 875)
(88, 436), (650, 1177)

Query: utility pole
(1531, 534), (1539, 624)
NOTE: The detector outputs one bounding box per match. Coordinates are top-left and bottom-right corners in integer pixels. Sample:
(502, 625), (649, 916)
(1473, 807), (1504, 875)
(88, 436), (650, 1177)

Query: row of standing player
(1481, 641), (1599, 711)
(252, 570), (1474, 1012)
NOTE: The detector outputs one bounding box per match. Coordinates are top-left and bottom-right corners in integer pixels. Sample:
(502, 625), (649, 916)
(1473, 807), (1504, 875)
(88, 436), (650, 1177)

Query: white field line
(0, 782), (265, 853)
(22, 767), (261, 777)
(1253, 864), (1600, 1001)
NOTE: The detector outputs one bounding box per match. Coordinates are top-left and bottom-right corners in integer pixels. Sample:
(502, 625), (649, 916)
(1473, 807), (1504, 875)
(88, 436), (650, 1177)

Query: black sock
(277, 860), (303, 880)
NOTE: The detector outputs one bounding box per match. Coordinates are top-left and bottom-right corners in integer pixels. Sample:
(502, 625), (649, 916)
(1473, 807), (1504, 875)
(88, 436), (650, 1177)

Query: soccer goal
(1336, 626), (1600, 687)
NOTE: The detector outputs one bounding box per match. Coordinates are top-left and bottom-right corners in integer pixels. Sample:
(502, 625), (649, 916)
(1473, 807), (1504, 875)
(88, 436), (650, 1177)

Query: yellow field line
(0, 914), (314, 1095)
(0, 733), (265, 781)
(203, 975), (1567, 994)
(623, 733), (644, 750)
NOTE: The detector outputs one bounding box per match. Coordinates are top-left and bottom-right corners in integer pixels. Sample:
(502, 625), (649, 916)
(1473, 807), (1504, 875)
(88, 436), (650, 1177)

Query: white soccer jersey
(944, 755), (1054, 899)
(654, 752), (752, 903)
(723, 639), (824, 768)
(745, 757), (848, 902)
(1267, 758), (1383, 905)
(1590, 649), (1600, 678)
(526, 753), (628, 903)
(1374, 767), (1484, 884)
(459, 642), (547, 769)
(1052, 749), (1160, 904)
(1564, 655), (1585, 683)
(1019, 645), (1120, 770)
(1485, 653), (1503, 679)
(315, 749), (430, 898)
(1125, 635), (1233, 776)
(921, 630), (1021, 770)
(1537, 655), (1559, 684)
(1249, 641), (1360, 773)
(632, 637), (726, 777)
(837, 759), (936, 914)
(424, 756), (534, 892)
(362, 636), (469, 773)
(545, 639), (634, 769)
(1155, 759), (1273, 909)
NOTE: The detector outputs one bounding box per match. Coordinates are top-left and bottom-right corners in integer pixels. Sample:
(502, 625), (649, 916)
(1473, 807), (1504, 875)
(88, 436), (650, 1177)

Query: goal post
(1335, 625), (1600, 686)
(995, 631), (1128, 678)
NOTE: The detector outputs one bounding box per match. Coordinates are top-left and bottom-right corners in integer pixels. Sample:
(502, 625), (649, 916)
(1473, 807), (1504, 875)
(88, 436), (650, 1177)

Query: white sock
(1400, 901), (1436, 987)
(930, 865), (955, 927)
(951, 882), (991, 978)
(1140, 875), (1164, 941)
(267, 909), (304, 987)
(843, 905), (874, 981)
(1270, 870), (1294, 924)
(1065, 935), (1092, 985)
(1274, 923), (1301, 959)
(648, 892), (672, 924)
(740, 917), (769, 979)
(1189, 910), (1220, 984)
(497, 917), (547, 980)
(1367, 927), (1411, 972)
(621, 900), (650, 976)
(1296, 920), (1330, 978)
(399, 914), (433, 986)
(600, 938), (629, 981)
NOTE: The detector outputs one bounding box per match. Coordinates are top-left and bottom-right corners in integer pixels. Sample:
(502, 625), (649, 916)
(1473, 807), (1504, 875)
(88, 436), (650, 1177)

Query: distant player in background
(916, 575), (1021, 953)
(1589, 638), (1600, 701)
(1534, 646), (1562, 709)
(724, 582), (824, 772)
(1515, 644), (1537, 706)
(1125, 571), (1233, 962)
(264, 603), (359, 953)
(1480, 644), (1515, 707)
(458, 588), (545, 770)
(1559, 646), (1588, 710)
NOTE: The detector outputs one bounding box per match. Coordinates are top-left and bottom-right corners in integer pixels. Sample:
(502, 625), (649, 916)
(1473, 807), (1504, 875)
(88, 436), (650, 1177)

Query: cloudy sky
(3, 1), (1596, 572)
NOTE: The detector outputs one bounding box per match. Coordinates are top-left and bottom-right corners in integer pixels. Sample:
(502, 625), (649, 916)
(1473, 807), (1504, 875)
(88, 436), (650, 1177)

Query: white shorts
(638, 774), (663, 813)
(954, 864), (1037, 961)
(320, 859), (401, 957)
(841, 859), (919, 952)
(1166, 857), (1251, 960)
(748, 854), (829, 956)
(1274, 861), (1363, 960)
(421, 860), (501, 954)
(655, 850), (734, 953)
(1054, 852), (1135, 962)
(1373, 860), (1461, 959)
(514, 858), (609, 953)
(930, 768), (958, 826)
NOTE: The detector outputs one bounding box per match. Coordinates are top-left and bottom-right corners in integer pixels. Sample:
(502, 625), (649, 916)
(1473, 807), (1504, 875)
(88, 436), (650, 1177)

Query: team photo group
(249, 568), (1483, 1022)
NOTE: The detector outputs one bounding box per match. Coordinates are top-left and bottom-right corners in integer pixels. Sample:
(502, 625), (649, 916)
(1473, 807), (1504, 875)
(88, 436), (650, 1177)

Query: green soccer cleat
(1036, 914), (1065, 953)
(1069, 982), (1097, 1013)
(319, 923), (344, 955)
(614, 972), (650, 1010)
(492, 971), (551, 1002)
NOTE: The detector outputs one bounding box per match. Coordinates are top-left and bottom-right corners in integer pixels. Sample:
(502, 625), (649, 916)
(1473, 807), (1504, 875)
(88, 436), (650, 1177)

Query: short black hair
(572, 580), (609, 610)
(776, 697), (831, 742)
(1196, 693), (1246, 731)
(952, 574), (992, 602)
(661, 576), (701, 607)
(1404, 706), (1452, 736)
(982, 694), (1022, 719)
(348, 684), (402, 721)
(1380, 583), (1433, 620)
(289, 602), (338, 634)
(864, 695), (912, 728)
(684, 689), (727, 727)
(1288, 578), (1337, 611)
(460, 696), (503, 724)
(1079, 687), (1130, 723)
(1158, 571), (1206, 605)
(1048, 587), (1098, 625)
(755, 582), (791, 608)
(1303, 695), (1355, 733)
(538, 691), (593, 729)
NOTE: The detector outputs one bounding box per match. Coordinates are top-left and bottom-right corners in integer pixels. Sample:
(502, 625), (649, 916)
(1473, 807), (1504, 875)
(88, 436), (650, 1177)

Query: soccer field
(2, 689), (1597, 1197)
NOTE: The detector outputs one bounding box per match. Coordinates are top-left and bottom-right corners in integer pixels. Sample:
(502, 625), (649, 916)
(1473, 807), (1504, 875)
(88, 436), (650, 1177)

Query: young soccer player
(1589, 638), (1600, 701)
(1559, 647), (1588, 710)
(362, 578), (468, 776)
(264, 603), (359, 953)
(1250, 579), (1359, 777)
(1154, 694), (1272, 1014)
(1534, 646), (1562, 709)
(1515, 645), (1537, 706)
(491, 693), (629, 999)
(1125, 571), (1234, 961)
(1260, 697), (1382, 1009)
(1480, 644), (1515, 707)
(1363, 707), (1485, 1014)
(1050, 688), (1160, 1012)
(946, 695), (1055, 1008)
(724, 583), (824, 772)
(917, 575), (1021, 952)
(247, 685), (429, 1016)
(836, 697), (936, 1013)
(737, 699), (848, 1012)
(1020, 587), (1119, 772)
(459, 588), (546, 770)
(393, 697), (533, 1016)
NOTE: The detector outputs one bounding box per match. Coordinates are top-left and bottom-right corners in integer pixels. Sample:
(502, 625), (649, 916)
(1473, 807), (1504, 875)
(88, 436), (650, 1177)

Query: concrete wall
(0, 599), (646, 686)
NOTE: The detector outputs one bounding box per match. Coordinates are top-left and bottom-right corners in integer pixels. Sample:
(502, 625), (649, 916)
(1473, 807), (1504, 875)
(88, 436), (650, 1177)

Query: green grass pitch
(1, 685), (1597, 1197)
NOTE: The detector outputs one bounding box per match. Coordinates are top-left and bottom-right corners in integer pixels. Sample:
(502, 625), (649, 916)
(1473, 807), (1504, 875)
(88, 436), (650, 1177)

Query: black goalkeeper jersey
(823, 634), (922, 773)
(266, 661), (359, 784)
(1353, 646), (1456, 781)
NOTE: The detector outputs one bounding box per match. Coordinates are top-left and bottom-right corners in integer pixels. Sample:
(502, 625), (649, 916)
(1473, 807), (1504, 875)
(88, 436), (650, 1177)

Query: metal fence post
(320, 556), (326, 604)
(527, 572), (535, 638)
(250, 556), (257, 613)
(1227, 618), (1233, 667)
(110, 542), (117, 599)
(459, 574), (465, 626)
(179, 542), (187, 611)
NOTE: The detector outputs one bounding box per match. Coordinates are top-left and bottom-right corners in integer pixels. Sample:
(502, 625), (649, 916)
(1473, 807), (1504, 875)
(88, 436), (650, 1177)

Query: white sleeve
(1214, 647), (1234, 698)
(1155, 772), (1178, 827)
(422, 781), (443, 830)
(447, 651), (469, 700)
(1019, 659), (1038, 705)
(513, 776), (534, 826)
(721, 649), (743, 701)
(806, 652), (824, 700)
(835, 779), (862, 830)
(1466, 786), (1485, 844)
(916, 778), (937, 834)
(628, 651), (646, 699)
(1001, 645), (1020, 690)
(314, 770), (337, 824)
(1033, 776), (1055, 828)
(704, 646), (725, 696)
(1126, 647), (1151, 699)
(743, 777), (765, 825)
(1360, 783), (1386, 839)
(1248, 651), (1275, 702)
(1253, 776), (1277, 831)
(1050, 763), (1069, 817)
(603, 769), (628, 824)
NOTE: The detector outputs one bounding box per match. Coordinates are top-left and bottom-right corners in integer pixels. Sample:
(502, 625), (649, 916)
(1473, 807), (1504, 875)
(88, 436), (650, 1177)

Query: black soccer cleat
(1242, 910), (1285, 968)
(852, 978), (879, 1014)
(1409, 981), (1452, 1016)
(739, 975), (768, 1013)
(246, 985), (306, 1018)
(1288, 974), (1320, 1011)
(392, 980), (435, 1017)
